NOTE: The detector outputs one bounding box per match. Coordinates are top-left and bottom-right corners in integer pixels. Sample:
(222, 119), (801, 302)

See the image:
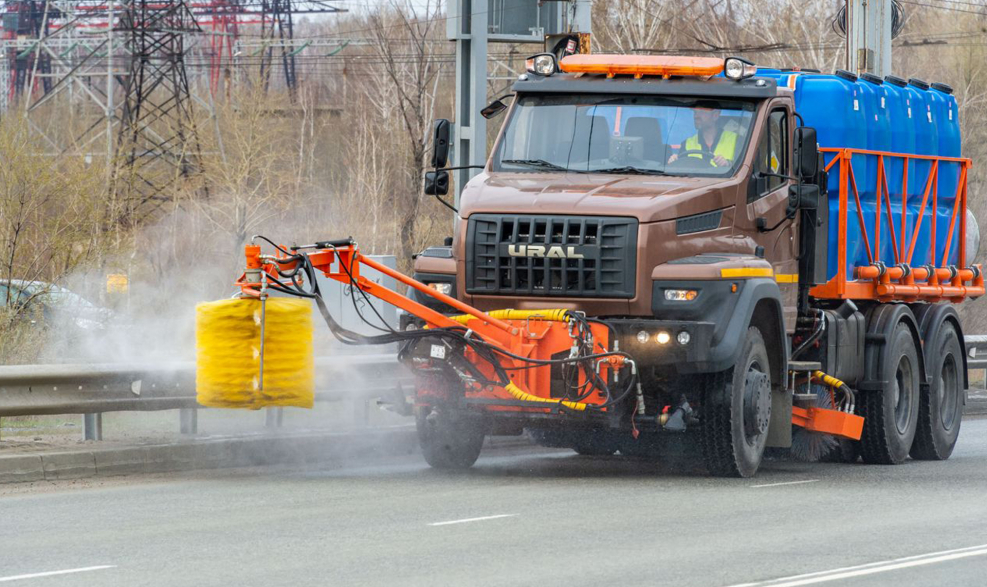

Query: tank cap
(908, 77), (930, 91)
(931, 82), (954, 95)
(860, 72), (883, 85)
(884, 75), (907, 87)
(835, 69), (858, 82)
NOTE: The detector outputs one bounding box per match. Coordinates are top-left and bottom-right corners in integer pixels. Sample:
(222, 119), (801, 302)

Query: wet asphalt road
(4, 417), (987, 587)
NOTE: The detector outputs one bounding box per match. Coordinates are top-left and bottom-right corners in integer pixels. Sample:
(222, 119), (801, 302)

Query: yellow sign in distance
(106, 274), (129, 294)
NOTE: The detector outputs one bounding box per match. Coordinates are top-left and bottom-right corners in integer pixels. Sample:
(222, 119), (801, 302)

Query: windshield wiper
(501, 158), (569, 171)
(581, 166), (668, 176)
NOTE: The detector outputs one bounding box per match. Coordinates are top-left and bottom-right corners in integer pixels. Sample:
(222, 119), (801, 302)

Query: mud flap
(766, 384), (792, 448)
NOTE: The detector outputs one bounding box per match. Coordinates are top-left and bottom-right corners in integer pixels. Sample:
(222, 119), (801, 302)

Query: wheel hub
(743, 370), (772, 441)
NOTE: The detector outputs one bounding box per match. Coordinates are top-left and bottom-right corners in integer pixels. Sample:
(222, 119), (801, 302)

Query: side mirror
(794, 126), (818, 180)
(431, 119), (450, 168)
(481, 99), (508, 119)
(424, 170), (449, 196)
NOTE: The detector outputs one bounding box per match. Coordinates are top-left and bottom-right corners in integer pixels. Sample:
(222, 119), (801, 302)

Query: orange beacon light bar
(559, 54), (729, 79)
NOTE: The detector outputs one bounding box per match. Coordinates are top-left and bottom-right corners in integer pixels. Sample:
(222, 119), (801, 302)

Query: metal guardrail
(965, 335), (987, 371)
(0, 354), (412, 439)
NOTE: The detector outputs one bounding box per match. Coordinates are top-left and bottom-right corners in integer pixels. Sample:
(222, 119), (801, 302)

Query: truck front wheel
(416, 407), (486, 469)
(700, 326), (771, 478)
(859, 323), (920, 464)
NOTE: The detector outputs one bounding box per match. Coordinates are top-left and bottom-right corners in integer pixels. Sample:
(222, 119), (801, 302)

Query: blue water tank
(789, 69), (964, 283)
(903, 79), (939, 265)
(859, 73), (894, 264)
(789, 70), (869, 280)
(930, 82), (962, 265)
(883, 76), (914, 198)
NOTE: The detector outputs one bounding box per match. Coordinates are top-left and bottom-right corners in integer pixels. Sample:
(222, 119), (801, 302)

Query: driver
(667, 107), (738, 168)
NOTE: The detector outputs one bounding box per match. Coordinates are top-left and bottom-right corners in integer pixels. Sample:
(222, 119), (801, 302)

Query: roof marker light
(724, 56), (757, 80)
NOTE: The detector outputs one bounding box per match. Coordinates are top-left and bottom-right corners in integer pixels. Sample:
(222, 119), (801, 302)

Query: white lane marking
(428, 514), (518, 527)
(724, 543), (987, 587)
(749, 479), (818, 488)
(0, 566), (116, 583)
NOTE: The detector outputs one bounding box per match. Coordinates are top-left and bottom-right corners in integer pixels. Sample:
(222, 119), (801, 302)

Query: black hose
(791, 309), (826, 360)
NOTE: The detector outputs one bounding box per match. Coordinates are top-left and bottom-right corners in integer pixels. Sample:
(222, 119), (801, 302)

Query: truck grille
(466, 214), (638, 298)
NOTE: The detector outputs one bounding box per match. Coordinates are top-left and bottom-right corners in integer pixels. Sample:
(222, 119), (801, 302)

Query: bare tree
(366, 0), (444, 263)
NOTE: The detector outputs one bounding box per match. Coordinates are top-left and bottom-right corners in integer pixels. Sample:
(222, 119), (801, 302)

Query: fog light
(664, 289), (698, 301)
(427, 282), (452, 295)
(636, 330), (650, 344)
(656, 331), (671, 345)
(525, 53), (557, 76)
(677, 331), (691, 345)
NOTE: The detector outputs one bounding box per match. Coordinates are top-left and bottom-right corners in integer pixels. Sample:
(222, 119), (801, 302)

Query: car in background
(0, 279), (114, 331)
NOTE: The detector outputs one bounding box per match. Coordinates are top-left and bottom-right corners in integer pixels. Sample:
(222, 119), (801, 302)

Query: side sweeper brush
(790, 371), (862, 462)
(196, 297), (314, 409)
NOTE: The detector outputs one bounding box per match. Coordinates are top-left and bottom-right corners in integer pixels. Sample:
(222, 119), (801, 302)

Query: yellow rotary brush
(195, 298), (315, 410)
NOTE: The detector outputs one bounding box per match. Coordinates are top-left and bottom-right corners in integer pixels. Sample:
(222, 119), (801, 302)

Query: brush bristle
(196, 298), (314, 409)
(790, 383), (839, 462)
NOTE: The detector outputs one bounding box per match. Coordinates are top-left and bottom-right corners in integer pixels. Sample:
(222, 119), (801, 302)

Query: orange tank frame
(810, 148), (984, 302)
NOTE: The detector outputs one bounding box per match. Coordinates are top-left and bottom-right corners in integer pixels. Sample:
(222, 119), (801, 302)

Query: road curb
(0, 426), (419, 484)
(0, 454), (44, 484)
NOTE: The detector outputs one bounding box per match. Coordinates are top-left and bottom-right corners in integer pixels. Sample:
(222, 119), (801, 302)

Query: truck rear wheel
(859, 323), (920, 464)
(700, 326), (771, 478)
(911, 322), (963, 460)
(416, 407), (485, 469)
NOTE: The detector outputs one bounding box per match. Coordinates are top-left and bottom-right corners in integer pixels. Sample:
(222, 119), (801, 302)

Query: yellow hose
(504, 381), (587, 411)
(812, 370), (846, 390)
(449, 308), (571, 325)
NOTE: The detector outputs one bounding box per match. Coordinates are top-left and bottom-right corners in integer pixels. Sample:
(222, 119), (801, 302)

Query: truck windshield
(492, 94), (756, 177)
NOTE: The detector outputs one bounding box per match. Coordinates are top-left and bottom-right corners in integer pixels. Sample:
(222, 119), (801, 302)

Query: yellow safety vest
(683, 130), (739, 167)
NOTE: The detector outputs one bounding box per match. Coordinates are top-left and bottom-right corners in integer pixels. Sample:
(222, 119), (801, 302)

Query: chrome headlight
(525, 53), (558, 76)
(724, 56), (757, 80)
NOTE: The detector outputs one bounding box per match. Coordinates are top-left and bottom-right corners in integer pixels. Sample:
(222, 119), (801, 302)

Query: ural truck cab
(412, 54), (983, 477)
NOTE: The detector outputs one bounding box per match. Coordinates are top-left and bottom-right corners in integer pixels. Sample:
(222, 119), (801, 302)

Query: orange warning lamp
(559, 54), (726, 79)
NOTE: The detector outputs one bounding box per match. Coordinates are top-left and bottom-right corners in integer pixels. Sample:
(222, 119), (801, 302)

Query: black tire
(700, 326), (772, 478)
(911, 322), (964, 460)
(416, 407), (485, 469)
(859, 323), (921, 464)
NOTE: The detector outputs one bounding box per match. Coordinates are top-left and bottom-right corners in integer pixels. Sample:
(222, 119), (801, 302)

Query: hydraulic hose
(450, 308), (571, 325)
(503, 381), (587, 411)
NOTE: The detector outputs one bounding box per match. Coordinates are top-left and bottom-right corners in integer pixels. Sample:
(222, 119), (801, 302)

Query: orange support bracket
(792, 406), (864, 441)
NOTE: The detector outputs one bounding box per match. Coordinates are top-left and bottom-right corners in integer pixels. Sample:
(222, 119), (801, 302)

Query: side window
(754, 108), (789, 199)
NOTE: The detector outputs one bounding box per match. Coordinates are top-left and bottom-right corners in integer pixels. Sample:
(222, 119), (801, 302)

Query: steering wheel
(668, 149), (716, 168)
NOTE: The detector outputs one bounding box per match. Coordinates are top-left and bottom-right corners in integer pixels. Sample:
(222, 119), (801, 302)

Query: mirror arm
(438, 165), (485, 172)
(432, 193), (458, 214)
(755, 171), (798, 182)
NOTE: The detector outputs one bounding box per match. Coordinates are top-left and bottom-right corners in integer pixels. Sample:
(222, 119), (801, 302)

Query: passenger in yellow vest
(667, 108), (738, 168)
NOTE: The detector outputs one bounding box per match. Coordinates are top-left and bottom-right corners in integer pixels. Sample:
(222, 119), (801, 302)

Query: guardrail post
(83, 413), (102, 441)
(180, 408), (198, 435)
(265, 407), (283, 428)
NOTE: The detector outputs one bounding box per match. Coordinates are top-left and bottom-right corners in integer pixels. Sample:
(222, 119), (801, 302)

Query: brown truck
(409, 54), (983, 477)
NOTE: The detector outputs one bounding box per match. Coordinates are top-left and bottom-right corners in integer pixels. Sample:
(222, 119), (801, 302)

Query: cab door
(748, 102), (798, 331)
